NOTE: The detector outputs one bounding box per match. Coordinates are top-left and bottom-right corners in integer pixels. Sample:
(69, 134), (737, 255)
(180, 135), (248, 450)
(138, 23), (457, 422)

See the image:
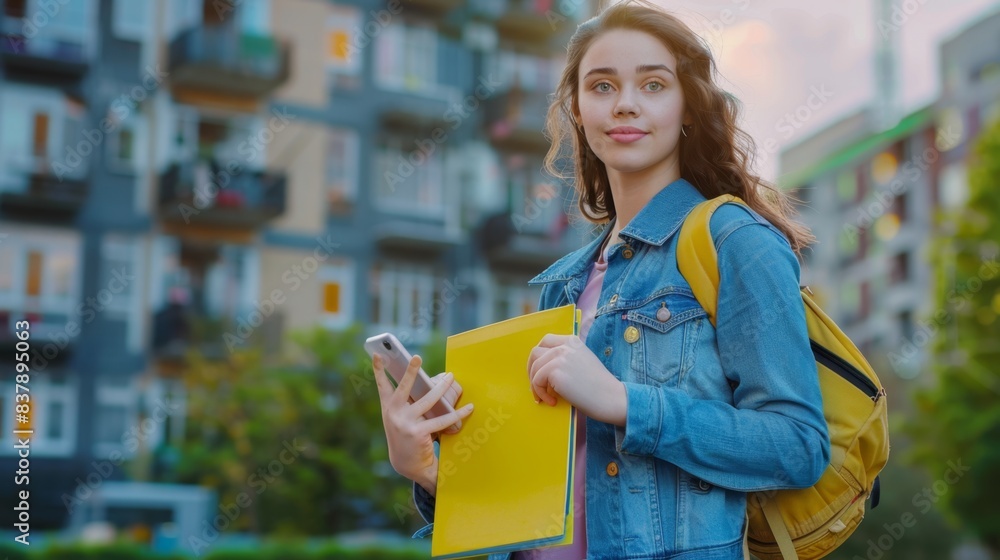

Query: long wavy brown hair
(543, 0), (815, 257)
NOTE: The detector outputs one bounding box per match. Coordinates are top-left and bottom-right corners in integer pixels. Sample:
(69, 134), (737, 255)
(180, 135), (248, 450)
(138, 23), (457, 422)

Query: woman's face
(576, 28), (687, 175)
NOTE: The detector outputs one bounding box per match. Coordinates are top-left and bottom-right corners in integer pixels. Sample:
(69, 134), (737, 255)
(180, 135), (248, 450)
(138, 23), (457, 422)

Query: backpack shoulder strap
(676, 194), (748, 328)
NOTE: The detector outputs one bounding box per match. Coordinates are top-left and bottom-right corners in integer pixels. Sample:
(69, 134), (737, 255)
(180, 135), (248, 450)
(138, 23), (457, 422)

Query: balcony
(151, 305), (283, 365)
(495, 0), (573, 40)
(378, 92), (454, 129)
(407, 0), (464, 11)
(0, 172), (88, 224)
(0, 310), (75, 366)
(483, 89), (552, 151)
(168, 26), (290, 98)
(477, 211), (577, 272)
(157, 162), (286, 229)
(0, 16), (89, 79)
(373, 220), (465, 254)
(151, 307), (229, 363)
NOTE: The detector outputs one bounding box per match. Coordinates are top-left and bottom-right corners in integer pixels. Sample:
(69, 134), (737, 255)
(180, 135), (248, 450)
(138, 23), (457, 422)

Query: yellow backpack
(677, 194), (890, 560)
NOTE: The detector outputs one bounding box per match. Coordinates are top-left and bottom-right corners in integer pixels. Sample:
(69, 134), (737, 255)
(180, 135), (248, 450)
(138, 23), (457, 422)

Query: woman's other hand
(527, 334), (627, 426)
(373, 353), (474, 495)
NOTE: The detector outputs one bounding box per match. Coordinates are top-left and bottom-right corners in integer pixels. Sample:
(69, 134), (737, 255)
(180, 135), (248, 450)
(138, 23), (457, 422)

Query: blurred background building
(0, 0), (593, 551)
(780, 5), (1000, 384)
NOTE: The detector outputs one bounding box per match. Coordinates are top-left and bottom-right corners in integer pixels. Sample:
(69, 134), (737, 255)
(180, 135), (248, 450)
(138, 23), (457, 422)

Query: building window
(504, 154), (562, 236)
(326, 128), (359, 213)
(26, 250), (42, 297)
(107, 112), (146, 174)
(0, 85), (88, 183)
(0, 374), (77, 457)
(940, 163), (968, 209)
(46, 401), (65, 440)
(485, 50), (561, 93)
(374, 139), (444, 216)
(0, 243), (13, 294)
(327, 6), (361, 90)
(898, 310), (914, 342)
(836, 171), (856, 207)
(494, 283), (542, 322)
(370, 263), (443, 345)
(319, 260), (355, 330)
(855, 166), (868, 204)
(112, 0), (150, 41)
(890, 252), (910, 285)
(93, 376), (138, 458)
(100, 235), (138, 320)
(891, 191), (908, 223)
(375, 23), (442, 96)
(31, 112), (49, 159)
(0, 233), (80, 341)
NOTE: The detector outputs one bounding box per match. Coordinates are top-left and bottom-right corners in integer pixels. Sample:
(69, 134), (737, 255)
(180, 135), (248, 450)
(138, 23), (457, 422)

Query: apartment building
(778, 7), (1000, 383)
(264, 0), (588, 350)
(0, 0), (589, 546)
(0, 0), (300, 539)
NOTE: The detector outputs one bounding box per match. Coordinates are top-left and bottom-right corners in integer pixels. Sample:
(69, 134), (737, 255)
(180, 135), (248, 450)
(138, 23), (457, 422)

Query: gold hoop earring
(681, 125), (689, 138)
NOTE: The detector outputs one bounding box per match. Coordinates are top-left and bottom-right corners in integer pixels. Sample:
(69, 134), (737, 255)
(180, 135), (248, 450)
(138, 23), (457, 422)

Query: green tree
(905, 116), (1000, 552)
(169, 322), (448, 538)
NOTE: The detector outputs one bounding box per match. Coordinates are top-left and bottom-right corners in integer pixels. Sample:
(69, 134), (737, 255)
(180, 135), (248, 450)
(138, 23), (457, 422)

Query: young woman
(373, 1), (831, 559)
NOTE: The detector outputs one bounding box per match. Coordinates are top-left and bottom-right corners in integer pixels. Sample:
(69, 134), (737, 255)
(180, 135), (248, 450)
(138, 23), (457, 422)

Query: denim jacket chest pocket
(617, 290), (707, 387)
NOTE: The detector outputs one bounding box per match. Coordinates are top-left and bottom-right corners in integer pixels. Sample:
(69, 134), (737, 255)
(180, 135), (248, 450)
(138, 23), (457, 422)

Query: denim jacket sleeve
(618, 205), (831, 492)
(410, 440), (439, 539)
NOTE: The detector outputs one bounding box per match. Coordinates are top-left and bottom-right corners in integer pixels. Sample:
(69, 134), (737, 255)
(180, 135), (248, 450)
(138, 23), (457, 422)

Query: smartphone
(364, 332), (462, 432)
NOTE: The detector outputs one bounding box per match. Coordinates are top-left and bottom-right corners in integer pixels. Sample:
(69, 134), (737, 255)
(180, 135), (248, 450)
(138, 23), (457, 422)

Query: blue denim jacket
(410, 178), (831, 560)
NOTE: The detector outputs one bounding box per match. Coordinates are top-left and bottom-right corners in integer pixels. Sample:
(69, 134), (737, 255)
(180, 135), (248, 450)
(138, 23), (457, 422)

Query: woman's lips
(607, 132), (647, 143)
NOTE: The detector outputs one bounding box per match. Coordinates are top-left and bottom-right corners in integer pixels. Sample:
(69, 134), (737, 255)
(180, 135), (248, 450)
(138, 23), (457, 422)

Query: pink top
(516, 235), (611, 560)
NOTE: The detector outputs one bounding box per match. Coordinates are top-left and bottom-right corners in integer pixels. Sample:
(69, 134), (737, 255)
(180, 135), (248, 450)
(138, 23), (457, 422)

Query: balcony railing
(157, 162), (286, 229)
(407, 0), (464, 10)
(0, 171), (88, 223)
(477, 210), (577, 272)
(0, 16), (89, 78)
(152, 305), (283, 362)
(168, 25), (290, 97)
(495, 0), (573, 40)
(483, 89), (552, 151)
(0, 310), (75, 365)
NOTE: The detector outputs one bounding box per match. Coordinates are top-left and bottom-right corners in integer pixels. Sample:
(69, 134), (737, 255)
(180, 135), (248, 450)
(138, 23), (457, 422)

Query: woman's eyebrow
(583, 64), (676, 79)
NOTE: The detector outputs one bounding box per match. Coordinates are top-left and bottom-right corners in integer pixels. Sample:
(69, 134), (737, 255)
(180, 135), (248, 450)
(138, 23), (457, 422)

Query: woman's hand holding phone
(372, 352), (474, 497)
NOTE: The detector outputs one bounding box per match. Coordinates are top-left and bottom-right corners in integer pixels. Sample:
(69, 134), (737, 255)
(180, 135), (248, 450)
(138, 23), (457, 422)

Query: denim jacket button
(624, 326), (639, 343)
(604, 346), (612, 356)
(622, 246), (634, 259)
(656, 303), (671, 322)
(606, 461), (619, 477)
(697, 478), (711, 491)
(609, 293), (619, 304)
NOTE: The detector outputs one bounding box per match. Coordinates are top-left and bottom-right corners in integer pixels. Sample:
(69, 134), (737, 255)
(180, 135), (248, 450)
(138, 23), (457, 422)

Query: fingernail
(466, 403), (474, 410)
(534, 398), (541, 404)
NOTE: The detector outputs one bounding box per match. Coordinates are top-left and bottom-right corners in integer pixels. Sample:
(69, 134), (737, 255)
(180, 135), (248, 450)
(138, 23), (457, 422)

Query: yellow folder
(431, 304), (582, 560)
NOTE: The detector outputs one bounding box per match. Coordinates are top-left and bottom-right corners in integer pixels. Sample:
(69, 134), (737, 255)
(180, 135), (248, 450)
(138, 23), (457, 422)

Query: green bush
(0, 541), (433, 560)
(0, 541), (31, 560)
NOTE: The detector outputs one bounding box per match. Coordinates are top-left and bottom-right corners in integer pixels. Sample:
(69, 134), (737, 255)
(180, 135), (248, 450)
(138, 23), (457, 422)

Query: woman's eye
(645, 82), (664, 92)
(595, 82), (611, 92)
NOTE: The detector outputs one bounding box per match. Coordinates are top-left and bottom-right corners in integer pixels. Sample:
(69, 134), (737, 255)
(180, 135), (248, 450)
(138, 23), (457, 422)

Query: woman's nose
(614, 90), (639, 117)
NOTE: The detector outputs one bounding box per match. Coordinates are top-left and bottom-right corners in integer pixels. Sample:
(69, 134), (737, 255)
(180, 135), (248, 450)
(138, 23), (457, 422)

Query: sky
(626, 0), (1000, 181)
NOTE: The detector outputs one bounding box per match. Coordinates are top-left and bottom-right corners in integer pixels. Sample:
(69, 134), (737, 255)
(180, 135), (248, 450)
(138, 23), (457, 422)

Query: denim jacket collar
(528, 177), (707, 285)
